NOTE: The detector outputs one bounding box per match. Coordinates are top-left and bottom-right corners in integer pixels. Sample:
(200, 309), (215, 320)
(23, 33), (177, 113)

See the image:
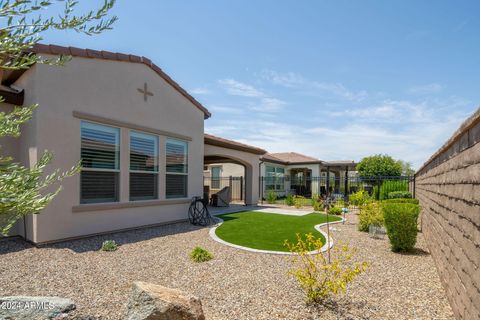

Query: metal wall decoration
(137, 82), (154, 101)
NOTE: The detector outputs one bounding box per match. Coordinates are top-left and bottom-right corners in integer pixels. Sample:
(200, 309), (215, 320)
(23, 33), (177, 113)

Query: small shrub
(266, 190), (277, 204)
(190, 246), (213, 262)
(285, 193), (295, 206)
(294, 195), (306, 209)
(383, 203), (421, 252)
(311, 194), (323, 211)
(285, 233), (368, 304)
(358, 202), (383, 232)
(349, 190), (370, 207)
(328, 206), (343, 215)
(383, 198), (419, 204)
(388, 191), (412, 199)
(101, 240), (118, 252)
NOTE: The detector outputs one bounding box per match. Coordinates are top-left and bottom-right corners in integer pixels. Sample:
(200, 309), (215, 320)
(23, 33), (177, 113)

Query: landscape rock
(126, 281), (205, 320)
(0, 296), (75, 320)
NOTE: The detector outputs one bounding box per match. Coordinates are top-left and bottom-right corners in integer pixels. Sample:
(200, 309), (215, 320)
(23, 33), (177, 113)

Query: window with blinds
(80, 121), (120, 203)
(130, 131), (158, 201)
(165, 139), (188, 198)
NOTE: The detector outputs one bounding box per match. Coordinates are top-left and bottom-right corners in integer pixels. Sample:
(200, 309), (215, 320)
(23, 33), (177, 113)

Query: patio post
(344, 166), (349, 200)
(326, 166), (330, 197)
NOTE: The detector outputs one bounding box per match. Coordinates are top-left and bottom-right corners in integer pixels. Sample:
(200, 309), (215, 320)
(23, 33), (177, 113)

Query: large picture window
(165, 139), (188, 198)
(80, 121), (120, 204)
(265, 165), (285, 191)
(130, 131), (158, 201)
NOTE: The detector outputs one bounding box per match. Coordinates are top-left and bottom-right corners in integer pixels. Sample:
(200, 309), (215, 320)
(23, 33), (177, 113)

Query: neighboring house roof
(262, 152), (357, 168)
(262, 152), (322, 164)
(324, 160), (357, 166)
(204, 133), (267, 155)
(1, 44), (211, 119)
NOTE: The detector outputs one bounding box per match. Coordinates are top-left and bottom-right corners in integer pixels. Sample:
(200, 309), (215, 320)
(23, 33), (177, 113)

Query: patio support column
(326, 166), (330, 196)
(334, 171), (340, 194)
(345, 166), (349, 200)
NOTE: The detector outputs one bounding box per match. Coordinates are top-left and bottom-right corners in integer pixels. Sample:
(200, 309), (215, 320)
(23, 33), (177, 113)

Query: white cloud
(190, 87), (211, 95)
(205, 99), (476, 169)
(407, 83), (444, 95)
(218, 79), (264, 97)
(208, 105), (245, 115)
(262, 70), (367, 101)
(249, 97), (287, 112)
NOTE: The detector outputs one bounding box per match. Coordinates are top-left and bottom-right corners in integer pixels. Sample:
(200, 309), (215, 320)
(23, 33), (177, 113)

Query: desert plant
(383, 198), (419, 204)
(328, 206), (343, 215)
(294, 195), (306, 209)
(190, 246), (213, 262)
(349, 190), (370, 207)
(101, 240), (118, 252)
(358, 202), (383, 232)
(383, 203), (421, 252)
(285, 233), (368, 304)
(266, 190), (277, 204)
(311, 194), (323, 211)
(285, 193), (295, 206)
(388, 191), (412, 199)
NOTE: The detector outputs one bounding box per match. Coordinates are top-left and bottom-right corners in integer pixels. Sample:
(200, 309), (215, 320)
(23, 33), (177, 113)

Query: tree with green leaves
(0, 0), (117, 235)
(356, 154), (403, 177)
(397, 159), (415, 176)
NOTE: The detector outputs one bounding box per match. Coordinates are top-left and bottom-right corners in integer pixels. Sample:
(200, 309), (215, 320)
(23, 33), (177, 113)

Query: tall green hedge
(373, 180), (409, 200)
(382, 203), (420, 252)
(383, 198), (419, 205)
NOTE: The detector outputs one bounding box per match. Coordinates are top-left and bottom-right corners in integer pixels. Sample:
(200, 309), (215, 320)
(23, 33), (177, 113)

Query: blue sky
(42, 1), (480, 168)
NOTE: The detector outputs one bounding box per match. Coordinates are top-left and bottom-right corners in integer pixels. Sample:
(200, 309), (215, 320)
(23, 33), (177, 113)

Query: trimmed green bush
(388, 191), (412, 199)
(266, 190), (277, 204)
(328, 207), (343, 215)
(190, 246), (213, 262)
(101, 240), (118, 252)
(383, 203), (420, 252)
(383, 198), (419, 204)
(358, 202), (383, 232)
(285, 193), (295, 206)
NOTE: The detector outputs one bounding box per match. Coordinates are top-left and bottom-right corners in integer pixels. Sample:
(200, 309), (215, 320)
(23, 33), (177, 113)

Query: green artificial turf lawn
(215, 211), (342, 252)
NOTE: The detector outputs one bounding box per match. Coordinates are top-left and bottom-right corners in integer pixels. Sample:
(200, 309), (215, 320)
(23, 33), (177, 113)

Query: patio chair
(210, 186), (231, 207)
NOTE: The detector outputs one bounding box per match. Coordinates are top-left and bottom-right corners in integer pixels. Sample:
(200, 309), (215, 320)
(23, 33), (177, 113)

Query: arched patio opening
(204, 134), (266, 206)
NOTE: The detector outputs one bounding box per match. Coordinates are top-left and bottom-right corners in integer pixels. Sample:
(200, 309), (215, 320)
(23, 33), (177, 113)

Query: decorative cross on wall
(137, 82), (154, 101)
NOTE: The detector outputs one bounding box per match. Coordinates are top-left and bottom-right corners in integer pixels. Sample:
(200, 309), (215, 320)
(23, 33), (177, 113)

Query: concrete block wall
(415, 108), (480, 320)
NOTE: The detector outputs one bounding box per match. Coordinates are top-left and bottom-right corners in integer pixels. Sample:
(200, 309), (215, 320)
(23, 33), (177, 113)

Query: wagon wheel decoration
(188, 196), (213, 226)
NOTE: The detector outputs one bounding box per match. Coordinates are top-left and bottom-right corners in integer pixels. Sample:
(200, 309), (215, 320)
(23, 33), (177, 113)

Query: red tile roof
(263, 152), (321, 164)
(29, 44), (211, 119)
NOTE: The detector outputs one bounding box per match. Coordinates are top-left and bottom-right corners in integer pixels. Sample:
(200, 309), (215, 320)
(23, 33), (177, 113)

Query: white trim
(209, 215), (345, 255)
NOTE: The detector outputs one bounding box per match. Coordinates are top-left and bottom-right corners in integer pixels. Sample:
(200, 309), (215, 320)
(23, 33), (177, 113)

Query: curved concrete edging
(209, 215), (346, 256)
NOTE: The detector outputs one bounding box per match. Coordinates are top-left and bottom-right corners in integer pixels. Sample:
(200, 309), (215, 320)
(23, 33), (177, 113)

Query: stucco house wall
(2, 54), (206, 243)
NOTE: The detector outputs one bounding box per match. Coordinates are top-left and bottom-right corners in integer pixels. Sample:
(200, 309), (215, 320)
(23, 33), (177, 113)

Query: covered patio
(204, 134), (266, 206)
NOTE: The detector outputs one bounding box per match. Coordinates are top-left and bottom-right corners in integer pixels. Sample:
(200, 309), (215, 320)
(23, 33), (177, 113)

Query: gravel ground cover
(0, 212), (454, 320)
